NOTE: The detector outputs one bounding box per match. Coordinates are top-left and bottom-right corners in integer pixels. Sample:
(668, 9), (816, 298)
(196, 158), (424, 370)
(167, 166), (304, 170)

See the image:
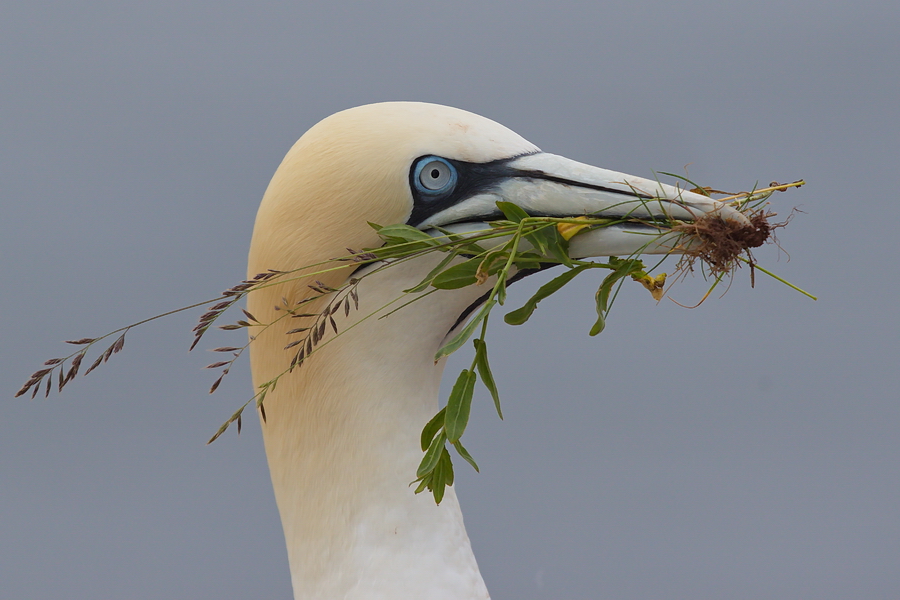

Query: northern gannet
(246, 102), (746, 599)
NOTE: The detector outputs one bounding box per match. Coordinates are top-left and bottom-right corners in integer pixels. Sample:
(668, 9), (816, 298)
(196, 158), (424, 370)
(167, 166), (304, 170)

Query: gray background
(2, 1), (898, 598)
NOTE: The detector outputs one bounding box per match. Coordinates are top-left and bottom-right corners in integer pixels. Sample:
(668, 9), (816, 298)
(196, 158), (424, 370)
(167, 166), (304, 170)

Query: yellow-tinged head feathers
(248, 102), (538, 281)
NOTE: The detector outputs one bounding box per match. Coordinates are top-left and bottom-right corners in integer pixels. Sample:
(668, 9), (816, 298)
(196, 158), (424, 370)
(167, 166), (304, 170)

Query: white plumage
(246, 102), (742, 599)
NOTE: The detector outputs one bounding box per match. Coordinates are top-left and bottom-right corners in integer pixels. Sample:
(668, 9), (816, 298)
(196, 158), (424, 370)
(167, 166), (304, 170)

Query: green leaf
(431, 448), (453, 504)
(544, 226), (573, 267)
(434, 300), (496, 361)
(431, 256), (482, 289)
(368, 224), (445, 259)
(523, 222), (570, 266)
(476, 250), (506, 282)
(589, 305), (606, 336)
(496, 201), (530, 223)
(494, 203), (572, 267)
(420, 407), (446, 451)
(511, 251), (544, 271)
(432, 226), (490, 256)
(524, 224), (551, 255)
(473, 339), (502, 419)
(405, 252), (459, 293)
(376, 223), (440, 245)
(496, 275), (508, 306)
(504, 264), (592, 325)
(430, 470), (444, 504)
(417, 431), (446, 478)
(590, 257), (644, 337)
(599, 258), (643, 312)
(444, 369), (476, 443)
(440, 447), (454, 487)
(451, 439), (480, 472)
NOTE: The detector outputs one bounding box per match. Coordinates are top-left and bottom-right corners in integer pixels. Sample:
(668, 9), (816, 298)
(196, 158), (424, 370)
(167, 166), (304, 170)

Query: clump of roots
(673, 209), (791, 277)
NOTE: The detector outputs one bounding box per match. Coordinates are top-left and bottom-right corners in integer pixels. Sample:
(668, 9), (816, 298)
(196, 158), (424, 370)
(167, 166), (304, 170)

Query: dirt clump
(673, 210), (785, 276)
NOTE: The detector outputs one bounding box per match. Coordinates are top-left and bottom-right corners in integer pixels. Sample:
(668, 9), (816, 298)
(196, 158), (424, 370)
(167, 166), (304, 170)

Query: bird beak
(418, 152), (748, 259)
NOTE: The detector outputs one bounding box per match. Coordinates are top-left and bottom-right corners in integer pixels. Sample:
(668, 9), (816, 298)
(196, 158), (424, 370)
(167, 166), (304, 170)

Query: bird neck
(247, 256), (491, 600)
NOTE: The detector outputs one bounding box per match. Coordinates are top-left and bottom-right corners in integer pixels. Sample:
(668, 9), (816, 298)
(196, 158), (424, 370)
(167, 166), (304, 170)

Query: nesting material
(673, 209), (784, 276)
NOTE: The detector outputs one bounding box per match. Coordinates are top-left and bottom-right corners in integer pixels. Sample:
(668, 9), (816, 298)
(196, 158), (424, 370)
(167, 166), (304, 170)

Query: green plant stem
(737, 256), (817, 300)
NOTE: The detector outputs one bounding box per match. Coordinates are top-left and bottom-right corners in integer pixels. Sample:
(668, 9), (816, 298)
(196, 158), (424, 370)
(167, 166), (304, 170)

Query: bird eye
(413, 156), (457, 194)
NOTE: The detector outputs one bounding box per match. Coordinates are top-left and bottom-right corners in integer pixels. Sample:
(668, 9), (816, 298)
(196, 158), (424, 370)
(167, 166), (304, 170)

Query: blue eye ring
(413, 156), (458, 196)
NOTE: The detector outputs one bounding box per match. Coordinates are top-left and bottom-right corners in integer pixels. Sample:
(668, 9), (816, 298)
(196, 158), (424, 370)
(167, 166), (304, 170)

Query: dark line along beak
(418, 152), (749, 259)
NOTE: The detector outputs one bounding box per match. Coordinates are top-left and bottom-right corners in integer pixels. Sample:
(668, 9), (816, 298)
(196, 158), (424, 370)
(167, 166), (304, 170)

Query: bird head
(248, 101), (744, 311)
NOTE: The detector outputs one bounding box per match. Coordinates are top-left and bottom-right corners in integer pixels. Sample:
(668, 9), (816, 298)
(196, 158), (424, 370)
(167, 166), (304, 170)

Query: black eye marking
(407, 154), (533, 227)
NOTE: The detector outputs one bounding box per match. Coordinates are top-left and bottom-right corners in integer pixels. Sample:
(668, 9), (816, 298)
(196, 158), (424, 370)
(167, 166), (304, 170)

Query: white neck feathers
(248, 256), (491, 599)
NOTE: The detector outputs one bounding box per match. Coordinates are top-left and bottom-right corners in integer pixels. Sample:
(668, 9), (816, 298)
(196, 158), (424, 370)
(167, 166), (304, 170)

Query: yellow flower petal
(633, 272), (667, 301)
(556, 217), (592, 241)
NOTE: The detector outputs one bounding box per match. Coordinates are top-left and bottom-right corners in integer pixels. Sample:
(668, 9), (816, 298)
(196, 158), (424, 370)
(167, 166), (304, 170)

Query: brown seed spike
(65, 353), (83, 383)
(84, 354), (104, 376)
(65, 338), (96, 345)
(209, 374), (224, 394)
(44, 358), (64, 366)
(259, 403), (267, 423)
(14, 381), (34, 398)
(237, 414), (242, 434)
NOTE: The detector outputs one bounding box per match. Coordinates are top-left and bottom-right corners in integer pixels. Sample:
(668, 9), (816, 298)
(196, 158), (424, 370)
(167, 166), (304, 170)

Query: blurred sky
(2, 1), (898, 599)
